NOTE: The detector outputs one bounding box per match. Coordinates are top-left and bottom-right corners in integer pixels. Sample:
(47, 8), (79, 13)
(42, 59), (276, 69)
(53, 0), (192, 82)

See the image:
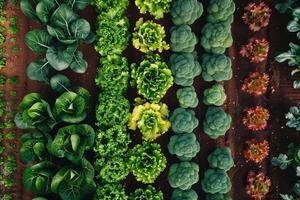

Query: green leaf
(14, 111), (33, 129)
(47, 25), (66, 40)
(293, 80), (300, 89)
(50, 74), (71, 93)
(46, 45), (77, 71)
(71, 18), (90, 40)
(287, 20), (300, 32)
(82, 32), (95, 44)
(27, 59), (51, 83)
(70, 51), (88, 73)
(50, 4), (77, 36)
(36, 0), (56, 24)
(66, 0), (91, 10)
(25, 30), (52, 53)
(20, 0), (39, 20)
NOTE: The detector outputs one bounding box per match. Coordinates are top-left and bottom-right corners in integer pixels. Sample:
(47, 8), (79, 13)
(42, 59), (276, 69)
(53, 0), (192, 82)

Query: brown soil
(3, 0), (299, 200)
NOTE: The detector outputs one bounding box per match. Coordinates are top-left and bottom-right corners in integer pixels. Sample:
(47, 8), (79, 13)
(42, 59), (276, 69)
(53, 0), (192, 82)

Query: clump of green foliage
(176, 86), (199, 108)
(207, 147), (234, 171)
(171, 0), (203, 25)
(286, 106), (300, 131)
(93, 0), (129, 13)
(207, 0), (235, 25)
(170, 108), (199, 134)
(168, 132), (200, 161)
(203, 84), (227, 106)
(201, 54), (232, 82)
(95, 11), (129, 56)
(170, 25), (198, 53)
(206, 193), (232, 200)
(129, 185), (163, 200)
(170, 52), (202, 86)
(128, 102), (171, 141)
(171, 189), (198, 200)
(133, 18), (169, 53)
(201, 22), (233, 54)
(96, 183), (128, 200)
(129, 142), (167, 183)
(131, 54), (173, 103)
(135, 0), (171, 19)
(203, 107), (232, 139)
(95, 55), (129, 95)
(168, 162), (199, 190)
(201, 169), (232, 194)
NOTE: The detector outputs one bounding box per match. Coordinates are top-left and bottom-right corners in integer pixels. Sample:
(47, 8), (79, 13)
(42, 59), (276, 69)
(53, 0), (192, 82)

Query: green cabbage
(171, 0), (203, 25)
(201, 169), (232, 194)
(170, 108), (199, 134)
(176, 86), (199, 108)
(203, 84), (227, 106)
(170, 25), (198, 53)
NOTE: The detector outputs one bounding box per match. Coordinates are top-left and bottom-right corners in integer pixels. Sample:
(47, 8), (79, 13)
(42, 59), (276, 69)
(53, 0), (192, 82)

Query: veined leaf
(70, 51), (88, 73)
(46, 45), (77, 71)
(71, 18), (90, 40)
(36, 0), (56, 24)
(27, 59), (51, 83)
(50, 74), (71, 93)
(25, 30), (52, 54)
(20, 0), (39, 20)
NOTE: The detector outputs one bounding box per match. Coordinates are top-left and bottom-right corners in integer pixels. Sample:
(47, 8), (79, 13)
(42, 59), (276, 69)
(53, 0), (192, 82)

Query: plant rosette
(242, 2), (272, 32)
(244, 139), (270, 164)
(242, 106), (270, 131)
(246, 171), (271, 200)
(240, 38), (269, 63)
(242, 72), (269, 96)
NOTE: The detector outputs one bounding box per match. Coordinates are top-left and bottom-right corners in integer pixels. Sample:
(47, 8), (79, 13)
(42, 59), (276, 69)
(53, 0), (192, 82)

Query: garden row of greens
(18, 1), (97, 200)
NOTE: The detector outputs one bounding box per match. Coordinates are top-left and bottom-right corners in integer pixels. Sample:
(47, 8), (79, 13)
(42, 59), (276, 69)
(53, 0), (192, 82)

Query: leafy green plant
(201, 53), (232, 82)
(170, 108), (199, 134)
(135, 0), (171, 19)
(133, 18), (169, 53)
(128, 102), (171, 141)
(170, 52), (202, 86)
(275, 0), (299, 14)
(171, 189), (198, 200)
(48, 124), (95, 164)
(171, 0), (203, 25)
(201, 169), (232, 194)
(206, 193), (232, 200)
(131, 54), (173, 103)
(93, 0), (129, 12)
(95, 11), (129, 56)
(168, 132), (200, 161)
(207, 0), (235, 25)
(170, 25), (198, 53)
(203, 107), (232, 139)
(168, 162), (199, 190)
(207, 147), (234, 171)
(95, 183), (128, 200)
(176, 86), (199, 108)
(130, 185), (163, 200)
(129, 142), (167, 183)
(95, 55), (129, 95)
(203, 84), (227, 106)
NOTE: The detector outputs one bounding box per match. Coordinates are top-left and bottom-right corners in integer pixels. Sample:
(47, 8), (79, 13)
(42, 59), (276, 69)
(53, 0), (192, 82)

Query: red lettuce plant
(240, 38), (269, 63)
(242, 2), (272, 32)
(242, 106), (270, 131)
(242, 72), (269, 96)
(246, 171), (271, 200)
(244, 139), (269, 164)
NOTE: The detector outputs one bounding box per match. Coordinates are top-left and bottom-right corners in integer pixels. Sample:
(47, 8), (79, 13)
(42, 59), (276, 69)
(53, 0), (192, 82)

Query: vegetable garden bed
(0, 0), (300, 200)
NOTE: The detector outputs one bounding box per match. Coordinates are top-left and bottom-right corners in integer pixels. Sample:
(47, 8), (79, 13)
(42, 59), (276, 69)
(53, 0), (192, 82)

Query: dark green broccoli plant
(21, 1), (94, 84)
(171, 0), (203, 25)
(201, 169), (232, 194)
(272, 143), (300, 199)
(176, 86), (199, 108)
(169, 52), (202, 86)
(206, 193), (232, 200)
(203, 107), (232, 139)
(203, 84), (227, 106)
(207, 0), (235, 25)
(168, 132), (200, 161)
(170, 108), (199, 134)
(201, 54), (232, 82)
(207, 147), (234, 171)
(171, 189), (198, 200)
(168, 162), (199, 190)
(170, 25), (198, 53)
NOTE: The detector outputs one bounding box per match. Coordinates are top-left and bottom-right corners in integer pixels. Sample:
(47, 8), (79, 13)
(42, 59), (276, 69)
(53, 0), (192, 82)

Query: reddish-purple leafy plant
(242, 72), (269, 96)
(240, 38), (269, 63)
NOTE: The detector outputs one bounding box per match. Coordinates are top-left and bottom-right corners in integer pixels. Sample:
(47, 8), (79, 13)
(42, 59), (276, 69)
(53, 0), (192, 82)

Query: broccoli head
(170, 108), (199, 134)
(201, 22), (233, 54)
(201, 169), (232, 194)
(203, 107), (232, 139)
(171, 189), (198, 200)
(207, 0), (235, 25)
(168, 132), (200, 161)
(170, 25), (198, 53)
(203, 84), (227, 106)
(201, 53), (232, 82)
(170, 52), (201, 86)
(171, 0), (203, 25)
(168, 162), (199, 190)
(206, 193), (232, 200)
(207, 147), (234, 171)
(177, 86), (199, 108)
